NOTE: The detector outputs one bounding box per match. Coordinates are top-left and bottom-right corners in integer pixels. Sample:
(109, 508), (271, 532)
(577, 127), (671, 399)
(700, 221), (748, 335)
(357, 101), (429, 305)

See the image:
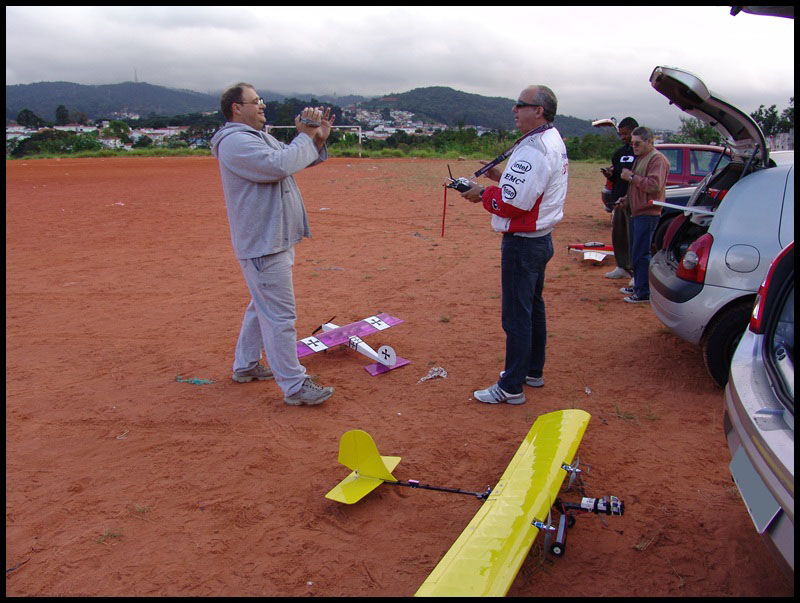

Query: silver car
(647, 65), (795, 386)
(724, 241), (794, 576)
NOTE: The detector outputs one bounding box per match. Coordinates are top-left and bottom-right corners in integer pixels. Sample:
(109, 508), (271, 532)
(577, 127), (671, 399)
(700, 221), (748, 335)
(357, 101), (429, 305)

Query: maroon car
(657, 143), (731, 188)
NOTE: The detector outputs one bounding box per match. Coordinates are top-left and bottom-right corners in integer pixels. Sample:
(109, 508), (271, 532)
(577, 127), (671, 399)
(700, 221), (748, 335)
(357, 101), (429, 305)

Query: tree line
(9, 97), (793, 159)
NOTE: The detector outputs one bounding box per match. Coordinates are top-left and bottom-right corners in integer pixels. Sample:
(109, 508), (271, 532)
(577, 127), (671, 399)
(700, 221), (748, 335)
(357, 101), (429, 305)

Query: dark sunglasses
(514, 101), (542, 109)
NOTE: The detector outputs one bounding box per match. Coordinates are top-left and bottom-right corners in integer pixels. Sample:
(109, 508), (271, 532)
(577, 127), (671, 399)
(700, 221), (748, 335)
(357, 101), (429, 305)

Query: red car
(656, 143), (731, 188)
(600, 142), (731, 209)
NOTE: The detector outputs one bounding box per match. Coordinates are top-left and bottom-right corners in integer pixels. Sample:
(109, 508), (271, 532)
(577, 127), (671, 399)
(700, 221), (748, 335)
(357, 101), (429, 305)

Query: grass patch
(634, 533), (656, 551)
(614, 405), (637, 421)
(96, 528), (123, 544)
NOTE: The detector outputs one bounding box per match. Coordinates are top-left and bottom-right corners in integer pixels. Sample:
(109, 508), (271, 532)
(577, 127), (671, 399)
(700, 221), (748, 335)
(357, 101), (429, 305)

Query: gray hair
(531, 86), (558, 122)
(632, 126), (654, 143)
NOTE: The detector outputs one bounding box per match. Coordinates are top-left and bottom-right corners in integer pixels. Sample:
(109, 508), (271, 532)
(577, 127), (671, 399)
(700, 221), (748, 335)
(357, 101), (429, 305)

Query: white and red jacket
(480, 127), (568, 234)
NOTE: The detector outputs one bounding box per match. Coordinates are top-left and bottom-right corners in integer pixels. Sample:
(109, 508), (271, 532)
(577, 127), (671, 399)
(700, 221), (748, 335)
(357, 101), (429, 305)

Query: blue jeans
(497, 233), (554, 394)
(629, 215), (659, 298)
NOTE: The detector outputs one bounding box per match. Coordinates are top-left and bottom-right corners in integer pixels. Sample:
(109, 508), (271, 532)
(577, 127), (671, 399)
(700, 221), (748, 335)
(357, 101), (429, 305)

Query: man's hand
(620, 168), (634, 183)
(295, 107), (324, 138)
(460, 180), (482, 203)
(601, 166), (613, 178)
(478, 160), (503, 182)
(315, 107), (336, 145)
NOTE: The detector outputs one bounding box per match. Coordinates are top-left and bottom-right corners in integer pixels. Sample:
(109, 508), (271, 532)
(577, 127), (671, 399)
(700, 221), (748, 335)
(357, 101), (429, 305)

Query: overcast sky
(5, 6), (794, 129)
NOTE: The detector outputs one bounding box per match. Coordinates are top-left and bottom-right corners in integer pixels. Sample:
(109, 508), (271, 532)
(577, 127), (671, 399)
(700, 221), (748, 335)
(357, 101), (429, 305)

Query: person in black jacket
(601, 116), (638, 280)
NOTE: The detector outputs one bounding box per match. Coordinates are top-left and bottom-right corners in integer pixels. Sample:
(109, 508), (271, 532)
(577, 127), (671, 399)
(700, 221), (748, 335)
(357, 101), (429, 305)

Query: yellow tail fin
(325, 430), (401, 504)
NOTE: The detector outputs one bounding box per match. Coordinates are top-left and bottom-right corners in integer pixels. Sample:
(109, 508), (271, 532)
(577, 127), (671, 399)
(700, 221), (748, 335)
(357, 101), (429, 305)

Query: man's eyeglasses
(631, 140), (645, 147)
(514, 101), (542, 109)
(237, 97), (264, 106)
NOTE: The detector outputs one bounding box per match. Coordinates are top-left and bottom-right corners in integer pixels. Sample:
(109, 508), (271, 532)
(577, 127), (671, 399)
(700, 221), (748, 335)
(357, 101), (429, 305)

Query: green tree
(101, 120), (132, 143)
(16, 108), (47, 128)
(69, 110), (89, 125)
(132, 135), (153, 148)
(777, 97), (793, 133)
(55, 105), (70, 126)
(667, 117), (723, 145)
(9, 129), (103, 157)
(750, 104), (780, 137)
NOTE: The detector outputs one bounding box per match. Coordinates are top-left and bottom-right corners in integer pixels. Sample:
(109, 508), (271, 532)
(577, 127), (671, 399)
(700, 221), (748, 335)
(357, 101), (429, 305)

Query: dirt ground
(5, 156), (794, 597)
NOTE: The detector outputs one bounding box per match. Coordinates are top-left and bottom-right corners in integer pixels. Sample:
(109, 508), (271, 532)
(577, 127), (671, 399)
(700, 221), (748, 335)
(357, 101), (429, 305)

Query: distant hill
(361, 86), (597, 137)
(6, 81), (596, 136)
(6, 81), (221, 122)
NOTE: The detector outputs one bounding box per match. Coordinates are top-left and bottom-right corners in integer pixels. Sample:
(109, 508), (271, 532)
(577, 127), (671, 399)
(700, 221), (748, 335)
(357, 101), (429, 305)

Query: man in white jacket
(460, 85), (568, 405)
(210, 82), (336, 406)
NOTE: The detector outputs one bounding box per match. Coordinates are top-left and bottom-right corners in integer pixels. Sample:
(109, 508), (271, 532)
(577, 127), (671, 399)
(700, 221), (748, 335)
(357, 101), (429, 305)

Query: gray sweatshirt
(210, 122), (326, 259)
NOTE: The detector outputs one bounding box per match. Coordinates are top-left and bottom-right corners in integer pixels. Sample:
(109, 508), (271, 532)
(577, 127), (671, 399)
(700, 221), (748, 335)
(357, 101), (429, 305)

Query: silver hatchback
(724, 242), (794, 576)
(646, 66), (795, 386)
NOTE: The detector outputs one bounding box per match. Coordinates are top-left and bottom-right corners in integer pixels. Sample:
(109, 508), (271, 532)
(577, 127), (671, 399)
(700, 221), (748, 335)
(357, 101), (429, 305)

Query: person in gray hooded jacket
(210, 82), (336, 406)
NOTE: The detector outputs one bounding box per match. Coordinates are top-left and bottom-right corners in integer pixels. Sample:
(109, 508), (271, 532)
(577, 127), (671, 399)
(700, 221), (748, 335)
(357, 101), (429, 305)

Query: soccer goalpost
(264, 125), (362, 157)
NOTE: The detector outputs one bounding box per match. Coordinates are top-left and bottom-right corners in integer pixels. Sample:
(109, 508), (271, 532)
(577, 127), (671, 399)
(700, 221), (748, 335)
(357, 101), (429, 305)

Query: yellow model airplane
(326, 409), (600, 596)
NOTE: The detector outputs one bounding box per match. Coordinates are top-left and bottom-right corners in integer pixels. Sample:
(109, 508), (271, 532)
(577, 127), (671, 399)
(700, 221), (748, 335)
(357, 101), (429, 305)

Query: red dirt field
(5, 156), (793, 597)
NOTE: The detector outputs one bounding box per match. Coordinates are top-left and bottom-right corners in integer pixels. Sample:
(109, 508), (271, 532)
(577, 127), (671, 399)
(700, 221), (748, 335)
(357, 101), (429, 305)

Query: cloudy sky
(5, 6), (794, 129)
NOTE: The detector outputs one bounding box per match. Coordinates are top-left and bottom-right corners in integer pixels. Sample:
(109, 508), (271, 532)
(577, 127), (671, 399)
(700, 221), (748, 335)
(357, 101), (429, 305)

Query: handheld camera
(446, 165), (473, 193)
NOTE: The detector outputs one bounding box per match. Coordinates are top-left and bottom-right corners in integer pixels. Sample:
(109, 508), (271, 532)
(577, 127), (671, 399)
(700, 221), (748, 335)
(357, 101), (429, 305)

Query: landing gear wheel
(550, 542), (565, 557)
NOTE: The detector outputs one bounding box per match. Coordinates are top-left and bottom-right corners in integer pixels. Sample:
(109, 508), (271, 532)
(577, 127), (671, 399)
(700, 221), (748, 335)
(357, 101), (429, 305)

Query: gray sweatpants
(234, 247), (307, 397)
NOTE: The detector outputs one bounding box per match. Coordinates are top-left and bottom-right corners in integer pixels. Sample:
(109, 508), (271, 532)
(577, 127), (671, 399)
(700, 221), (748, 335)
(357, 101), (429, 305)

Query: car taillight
(676, 233), (713, 283)
(662, 214), (686, 249)
(708, 188), (728, 201)
(749, 242), (794, 334)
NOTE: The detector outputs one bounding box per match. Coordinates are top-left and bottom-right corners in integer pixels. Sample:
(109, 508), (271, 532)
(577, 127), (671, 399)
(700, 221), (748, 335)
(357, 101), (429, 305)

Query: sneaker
(619, 287), (634, 295)
(232, 363), (274, 383)
(500, 371), (544, 387)
(604, 267), (631, 279)
(284, 377), (334, 406)
(474, 383), (526, 405)
(623, 294), (650, 304)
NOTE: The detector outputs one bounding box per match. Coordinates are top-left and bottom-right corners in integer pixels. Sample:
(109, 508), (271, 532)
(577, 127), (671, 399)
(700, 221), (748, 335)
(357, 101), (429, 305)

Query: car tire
(701, 300), (753, 387)
(652, 214), (676, 253)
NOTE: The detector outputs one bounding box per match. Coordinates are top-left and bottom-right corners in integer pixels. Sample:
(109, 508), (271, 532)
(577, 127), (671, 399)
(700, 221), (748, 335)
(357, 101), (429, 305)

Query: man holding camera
(459, 85), (569, 405)
(210, 82), (336, 406)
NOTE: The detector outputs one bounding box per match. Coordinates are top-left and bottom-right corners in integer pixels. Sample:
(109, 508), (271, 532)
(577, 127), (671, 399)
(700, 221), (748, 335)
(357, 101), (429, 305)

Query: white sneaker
(474, 383), (526, 405)
(604, 267), (631, 279)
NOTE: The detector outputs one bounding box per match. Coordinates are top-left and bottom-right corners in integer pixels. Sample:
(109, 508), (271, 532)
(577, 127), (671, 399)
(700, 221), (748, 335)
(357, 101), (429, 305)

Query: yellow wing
(415, 409), (590, 597)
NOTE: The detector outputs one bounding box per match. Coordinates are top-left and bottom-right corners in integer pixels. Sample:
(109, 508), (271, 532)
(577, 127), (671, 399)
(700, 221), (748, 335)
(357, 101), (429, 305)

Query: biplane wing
(568, 242), (615, 263)
(415, 409), (591, 597)
(297, 313), (409, 375)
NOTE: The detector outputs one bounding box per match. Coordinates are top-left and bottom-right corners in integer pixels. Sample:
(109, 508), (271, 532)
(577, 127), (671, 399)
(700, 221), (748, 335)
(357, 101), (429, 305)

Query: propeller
(312, 316), (336, 335)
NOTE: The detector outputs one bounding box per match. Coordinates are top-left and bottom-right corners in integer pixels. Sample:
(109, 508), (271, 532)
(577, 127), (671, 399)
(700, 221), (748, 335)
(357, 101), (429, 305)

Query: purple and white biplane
(297, 313), (410, 376)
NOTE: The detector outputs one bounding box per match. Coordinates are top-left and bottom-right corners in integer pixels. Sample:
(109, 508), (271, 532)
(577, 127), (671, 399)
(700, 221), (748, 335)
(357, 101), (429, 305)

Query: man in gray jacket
(210, 82), (335, 405)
